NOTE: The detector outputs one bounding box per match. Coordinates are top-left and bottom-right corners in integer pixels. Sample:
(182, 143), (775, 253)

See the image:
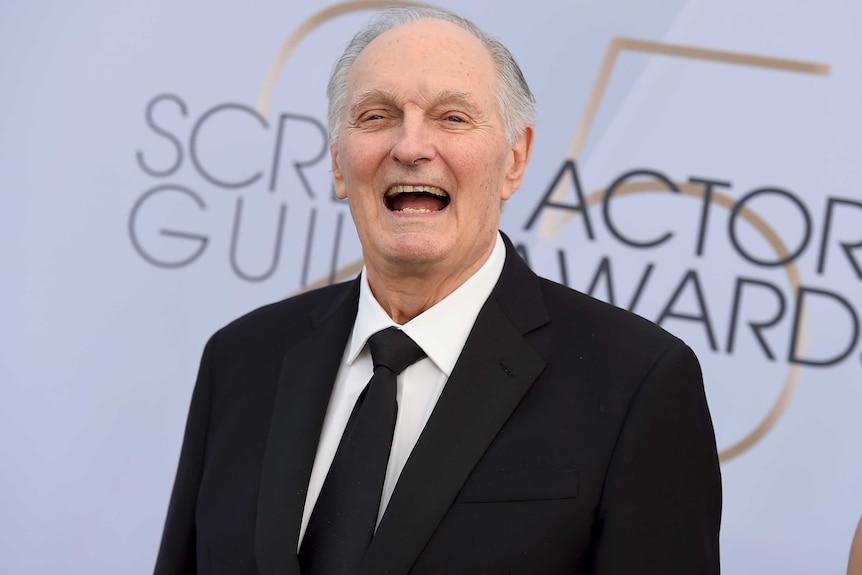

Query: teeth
(399, 207), (434, 213)
(386, 185), (447, 197)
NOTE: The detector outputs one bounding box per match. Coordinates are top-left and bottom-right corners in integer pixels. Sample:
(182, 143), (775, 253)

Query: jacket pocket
(455, 469), (579, 503)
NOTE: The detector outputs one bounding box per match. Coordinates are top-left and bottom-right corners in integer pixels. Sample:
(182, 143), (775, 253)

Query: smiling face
(332, 18), (533, 295)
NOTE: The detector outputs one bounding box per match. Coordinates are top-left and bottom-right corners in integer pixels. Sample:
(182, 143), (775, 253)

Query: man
(155, 6), (721, 574)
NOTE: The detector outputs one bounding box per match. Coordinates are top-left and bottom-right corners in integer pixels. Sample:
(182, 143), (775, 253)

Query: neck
(365, 246), (494, 325)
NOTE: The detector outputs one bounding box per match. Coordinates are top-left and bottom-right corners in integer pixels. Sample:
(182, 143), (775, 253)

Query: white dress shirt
(298, 233), (506, 545)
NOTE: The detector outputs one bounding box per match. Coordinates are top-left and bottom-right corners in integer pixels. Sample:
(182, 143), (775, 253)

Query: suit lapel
(360, 237), (550, 575)
(255, 280), (360, 575)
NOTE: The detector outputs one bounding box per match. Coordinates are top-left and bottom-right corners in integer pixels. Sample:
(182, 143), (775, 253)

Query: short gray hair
(326, 6), (537, 146)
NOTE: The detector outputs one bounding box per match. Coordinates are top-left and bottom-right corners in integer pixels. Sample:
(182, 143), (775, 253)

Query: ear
(332, 144), (347, 199)
(501, 126), (534, 201)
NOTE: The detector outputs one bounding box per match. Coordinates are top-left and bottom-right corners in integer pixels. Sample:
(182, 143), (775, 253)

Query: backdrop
(2, 0), (861, 572)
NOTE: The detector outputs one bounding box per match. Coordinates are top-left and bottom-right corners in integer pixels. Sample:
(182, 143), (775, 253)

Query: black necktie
(299, 327), (426, 575)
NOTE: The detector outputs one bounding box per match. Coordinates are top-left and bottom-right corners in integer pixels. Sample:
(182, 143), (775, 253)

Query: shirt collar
(347, 233), (506, 376)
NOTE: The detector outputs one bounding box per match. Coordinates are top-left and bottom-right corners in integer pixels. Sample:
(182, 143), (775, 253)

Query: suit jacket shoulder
(536, 274), (686, 374)
(212, 279), (359, 353)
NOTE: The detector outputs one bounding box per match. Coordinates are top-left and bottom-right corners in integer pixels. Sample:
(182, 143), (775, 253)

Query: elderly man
(155, 6), (721, 575)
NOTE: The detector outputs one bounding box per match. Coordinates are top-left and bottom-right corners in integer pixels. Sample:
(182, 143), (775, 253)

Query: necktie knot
(368, 327), (426, 375)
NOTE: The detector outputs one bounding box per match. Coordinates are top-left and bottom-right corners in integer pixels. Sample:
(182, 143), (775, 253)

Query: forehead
(348, 18), (497, 102)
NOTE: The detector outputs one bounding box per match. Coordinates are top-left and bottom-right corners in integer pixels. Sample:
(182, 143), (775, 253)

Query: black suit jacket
(155, 234), (721, 574)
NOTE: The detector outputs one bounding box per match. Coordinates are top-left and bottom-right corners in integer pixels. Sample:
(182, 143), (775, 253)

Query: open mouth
(384, 185), (450, 213)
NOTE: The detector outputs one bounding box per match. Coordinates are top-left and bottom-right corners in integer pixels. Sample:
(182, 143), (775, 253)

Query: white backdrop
(2, 1), (861, 573)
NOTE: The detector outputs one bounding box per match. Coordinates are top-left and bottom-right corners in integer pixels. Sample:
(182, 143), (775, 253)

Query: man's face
(332, 18), (532, 283)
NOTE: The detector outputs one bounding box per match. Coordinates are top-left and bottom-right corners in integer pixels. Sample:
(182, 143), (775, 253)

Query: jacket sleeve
(153, 335), (216, 575)
(592, 342), (722, 574)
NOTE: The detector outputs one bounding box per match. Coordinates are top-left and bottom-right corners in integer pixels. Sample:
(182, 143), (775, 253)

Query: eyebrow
(348, 89), (391, 118)
(349, 89), (482, 118)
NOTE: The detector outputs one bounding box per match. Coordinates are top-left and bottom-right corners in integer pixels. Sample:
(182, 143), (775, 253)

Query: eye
(355, 109), (391, 124)
(445, 115), (465, 123)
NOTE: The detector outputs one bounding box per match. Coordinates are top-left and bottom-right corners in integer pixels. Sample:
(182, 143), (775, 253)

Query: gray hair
(326, 5), (537, 146)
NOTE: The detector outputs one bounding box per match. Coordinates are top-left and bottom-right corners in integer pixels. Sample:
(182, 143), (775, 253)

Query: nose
(390, 113), (436, 166)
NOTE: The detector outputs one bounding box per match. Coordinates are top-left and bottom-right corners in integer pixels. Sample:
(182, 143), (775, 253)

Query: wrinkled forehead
(346, 18), (499, 105)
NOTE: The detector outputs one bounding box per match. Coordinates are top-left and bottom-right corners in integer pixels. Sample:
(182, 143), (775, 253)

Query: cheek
(465, 144), (511, 195)
(338, 139), (380, 183)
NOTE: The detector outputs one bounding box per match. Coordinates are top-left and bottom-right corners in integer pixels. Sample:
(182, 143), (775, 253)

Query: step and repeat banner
(2, 0), (861, 572)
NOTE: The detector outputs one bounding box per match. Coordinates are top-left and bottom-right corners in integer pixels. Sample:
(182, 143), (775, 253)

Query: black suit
(155, 234), (721, 574)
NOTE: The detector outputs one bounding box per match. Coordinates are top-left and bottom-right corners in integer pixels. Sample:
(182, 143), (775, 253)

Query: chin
(382, 237), (448, 266)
